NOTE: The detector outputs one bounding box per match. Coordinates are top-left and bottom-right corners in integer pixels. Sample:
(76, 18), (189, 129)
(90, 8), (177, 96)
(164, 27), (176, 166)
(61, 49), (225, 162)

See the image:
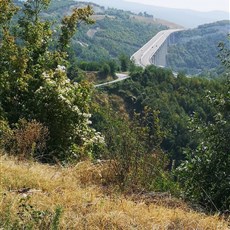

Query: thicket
(0, 0), (104, 162)
(177, 40), (230, 212)
(91, 100), (178, 193)
(104, 49), (229, 211)
(177, 86), (230, 212)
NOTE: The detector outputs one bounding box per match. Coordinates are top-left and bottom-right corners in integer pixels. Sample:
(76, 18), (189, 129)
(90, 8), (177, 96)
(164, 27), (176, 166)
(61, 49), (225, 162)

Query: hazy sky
(125, 0), (229, 12)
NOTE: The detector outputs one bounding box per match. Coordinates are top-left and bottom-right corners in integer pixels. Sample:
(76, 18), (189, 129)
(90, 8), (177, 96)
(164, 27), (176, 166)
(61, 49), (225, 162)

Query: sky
(124, 0), (230, 12)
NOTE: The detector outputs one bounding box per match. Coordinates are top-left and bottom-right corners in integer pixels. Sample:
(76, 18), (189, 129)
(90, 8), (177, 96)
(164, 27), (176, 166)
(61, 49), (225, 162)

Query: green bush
(176, 41), (230, 212)
(92, 104), (179, 194)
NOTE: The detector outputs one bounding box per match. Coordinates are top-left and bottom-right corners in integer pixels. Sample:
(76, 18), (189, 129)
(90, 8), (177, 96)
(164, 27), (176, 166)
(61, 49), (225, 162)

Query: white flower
(42, 72), (50, 79)
(86, 120), (92, 125)
(56, 65), (66, 72)
(72, 106), (80, 113)
(82, 113), (91, 118)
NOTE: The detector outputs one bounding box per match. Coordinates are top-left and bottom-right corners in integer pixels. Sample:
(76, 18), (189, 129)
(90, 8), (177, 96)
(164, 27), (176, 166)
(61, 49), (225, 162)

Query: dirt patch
(87, 28), (100, 38)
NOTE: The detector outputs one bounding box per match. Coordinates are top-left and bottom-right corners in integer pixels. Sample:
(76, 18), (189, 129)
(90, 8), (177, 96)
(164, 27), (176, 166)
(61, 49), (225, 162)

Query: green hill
(166, 20), (230, 77)
(70, 8), (167, 62)
(15, 0), (167, 62)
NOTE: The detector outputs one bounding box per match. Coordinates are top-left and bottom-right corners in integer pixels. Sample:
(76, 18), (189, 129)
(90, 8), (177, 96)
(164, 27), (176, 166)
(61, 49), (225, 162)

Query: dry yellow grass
(0, 155), (229, 229)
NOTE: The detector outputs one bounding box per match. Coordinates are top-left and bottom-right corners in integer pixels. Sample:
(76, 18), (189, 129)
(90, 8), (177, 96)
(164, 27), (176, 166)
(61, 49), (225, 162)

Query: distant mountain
(81, 0), (229, 28)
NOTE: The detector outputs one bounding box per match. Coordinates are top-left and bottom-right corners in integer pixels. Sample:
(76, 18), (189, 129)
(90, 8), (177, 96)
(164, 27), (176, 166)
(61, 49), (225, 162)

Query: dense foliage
(0, 0), (104, 162)
(90, 93), (178, 193)
(102, 58), (229, 210)
(177, 44), (230, 211)
(106, 66), (224, 162)
(166, 20), (230, 77)
(177, 84), (230, 211)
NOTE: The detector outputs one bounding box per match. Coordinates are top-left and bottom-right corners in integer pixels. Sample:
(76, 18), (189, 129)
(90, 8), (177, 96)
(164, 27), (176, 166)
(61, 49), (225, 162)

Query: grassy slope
(0, 155), (229, 229)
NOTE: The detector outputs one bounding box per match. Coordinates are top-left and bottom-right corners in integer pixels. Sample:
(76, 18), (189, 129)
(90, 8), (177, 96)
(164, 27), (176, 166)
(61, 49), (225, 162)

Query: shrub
(92, 105), (179, 194)
(1, 119), (49, 160)
(32, 66), (104, 161)
(0, 1), (104, 162)
(177, 86), (230, 212)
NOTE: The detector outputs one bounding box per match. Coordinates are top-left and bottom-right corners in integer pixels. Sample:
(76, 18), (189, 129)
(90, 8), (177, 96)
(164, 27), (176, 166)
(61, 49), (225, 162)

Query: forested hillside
(100, 63), (229, 211)
(72, 8), (167, 62)
(14, 0), (167, 62)
(166, 20), (230, 77)
(103, 66), (225, 162)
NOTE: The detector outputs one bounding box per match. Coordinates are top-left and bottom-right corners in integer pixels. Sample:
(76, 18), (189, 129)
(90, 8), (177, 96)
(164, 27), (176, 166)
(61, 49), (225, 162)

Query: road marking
(140, 32), (165, 65)
(131, 29), (183, 67)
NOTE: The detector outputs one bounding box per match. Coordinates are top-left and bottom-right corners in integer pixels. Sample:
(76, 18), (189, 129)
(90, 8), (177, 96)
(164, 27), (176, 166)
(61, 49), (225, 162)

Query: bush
(1, 119), (49, 160)
(0, 1), (104, 162)
(92, 105), (179, 194)
(177, 85), (230, 212)
(32, 67), (105, 161)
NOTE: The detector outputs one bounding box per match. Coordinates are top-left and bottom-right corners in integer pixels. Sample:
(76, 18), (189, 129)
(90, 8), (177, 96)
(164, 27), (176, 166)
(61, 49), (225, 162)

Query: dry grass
(130, 15), (183, 29)
(0, 155), (229, 229)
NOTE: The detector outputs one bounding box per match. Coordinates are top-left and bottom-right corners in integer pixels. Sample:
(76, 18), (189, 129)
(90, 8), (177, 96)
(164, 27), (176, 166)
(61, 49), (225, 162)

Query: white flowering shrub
(0, 0), (101, 161)
(33, 66), (104, 161)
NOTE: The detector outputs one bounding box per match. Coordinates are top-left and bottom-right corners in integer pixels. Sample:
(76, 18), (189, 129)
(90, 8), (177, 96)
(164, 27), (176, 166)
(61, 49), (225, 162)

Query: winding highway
(95, 73), (130, 87)
(95, 28), (183, 87)
(131, 29), (183, 67)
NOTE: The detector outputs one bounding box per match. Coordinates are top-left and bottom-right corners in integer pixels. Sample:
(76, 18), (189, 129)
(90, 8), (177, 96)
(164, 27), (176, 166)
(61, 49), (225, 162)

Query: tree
(0, 0), (18, 25)
(99, 63), (111, 79)
(119, 54), (130, 72)
(59, 5), (94, 51)
(0, 0), (104, 162)
(218, 35), (230, 70)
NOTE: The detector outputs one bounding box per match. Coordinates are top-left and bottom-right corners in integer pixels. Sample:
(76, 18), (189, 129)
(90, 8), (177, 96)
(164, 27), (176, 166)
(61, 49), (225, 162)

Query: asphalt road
(95, 29), (183, 88)
(95, 73), (130, 88)
(131, 29), (183, 67)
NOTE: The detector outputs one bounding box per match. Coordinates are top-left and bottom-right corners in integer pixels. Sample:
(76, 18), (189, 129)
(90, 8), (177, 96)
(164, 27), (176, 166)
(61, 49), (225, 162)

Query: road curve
(131, 29), (183, 67)
(95, 73), (130, 88)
